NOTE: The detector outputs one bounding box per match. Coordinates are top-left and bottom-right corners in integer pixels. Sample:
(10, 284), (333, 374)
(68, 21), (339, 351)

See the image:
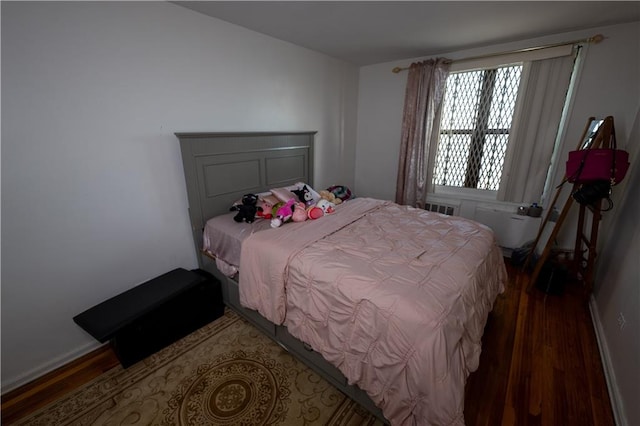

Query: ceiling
(175, 1), (640, 66)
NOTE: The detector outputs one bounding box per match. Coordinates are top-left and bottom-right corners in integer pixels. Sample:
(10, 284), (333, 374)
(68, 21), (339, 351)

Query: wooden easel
(523, 116), (616, 300)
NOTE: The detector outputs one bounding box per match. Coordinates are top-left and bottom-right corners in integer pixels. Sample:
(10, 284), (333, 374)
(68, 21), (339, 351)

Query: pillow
(270, 187), (298, 203)
(259, 193), (279, 206)
(231, 191), (273, 207)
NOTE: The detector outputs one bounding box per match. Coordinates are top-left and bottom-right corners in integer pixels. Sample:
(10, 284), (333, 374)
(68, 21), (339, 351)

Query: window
(423, 45), (578, 204)
(433, 64), (522, 191)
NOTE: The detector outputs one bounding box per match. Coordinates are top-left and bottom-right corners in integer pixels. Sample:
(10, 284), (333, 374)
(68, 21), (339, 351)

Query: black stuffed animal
(230, 194), (261, 223)
(292, 185), (313, 206)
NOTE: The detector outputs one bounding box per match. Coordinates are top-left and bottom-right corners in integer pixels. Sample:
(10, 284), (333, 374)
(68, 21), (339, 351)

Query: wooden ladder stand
(524, 116), (615, 300)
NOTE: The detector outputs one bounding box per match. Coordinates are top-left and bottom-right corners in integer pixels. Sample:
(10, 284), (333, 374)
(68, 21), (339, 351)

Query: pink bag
(566, 120), (629, 185)
(566, 148), (629, 185)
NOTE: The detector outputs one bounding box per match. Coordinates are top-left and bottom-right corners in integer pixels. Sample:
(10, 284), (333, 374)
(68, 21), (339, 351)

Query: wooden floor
(1, 345), (120, 425)
(2, 262), (614, 425)
(464, 262), (614, 426)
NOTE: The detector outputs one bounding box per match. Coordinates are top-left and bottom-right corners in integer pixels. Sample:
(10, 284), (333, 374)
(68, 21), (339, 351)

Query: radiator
(424, 202), (457, 216)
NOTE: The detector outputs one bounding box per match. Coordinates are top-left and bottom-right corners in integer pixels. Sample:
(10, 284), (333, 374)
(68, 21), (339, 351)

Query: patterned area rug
(16, 310), (383, 425)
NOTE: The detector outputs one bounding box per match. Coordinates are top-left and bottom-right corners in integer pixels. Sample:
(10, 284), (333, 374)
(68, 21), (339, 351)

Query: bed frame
(176, 132), (387, 422)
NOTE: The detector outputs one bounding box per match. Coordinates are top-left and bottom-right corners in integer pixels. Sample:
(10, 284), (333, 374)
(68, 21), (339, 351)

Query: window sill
(432, 186), (498, 202)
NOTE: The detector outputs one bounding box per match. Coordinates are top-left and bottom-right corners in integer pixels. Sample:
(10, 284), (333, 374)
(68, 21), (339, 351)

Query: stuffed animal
(271, 198), (296, 228)
(271, 201), (283, 216)
(292, 185), (315, 206)
(256, 198), (274, 220)
(316, 198), (336, 214)
(319, 189), (342, 205)
(306, 205), (324, 220)
(292, 201), (308, 222)
(230, 194), (260, 223)
(327, 185), (353, 202)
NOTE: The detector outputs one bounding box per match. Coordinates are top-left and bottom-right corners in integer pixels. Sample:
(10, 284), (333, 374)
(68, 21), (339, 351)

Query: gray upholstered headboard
(176, 132), (316, 263)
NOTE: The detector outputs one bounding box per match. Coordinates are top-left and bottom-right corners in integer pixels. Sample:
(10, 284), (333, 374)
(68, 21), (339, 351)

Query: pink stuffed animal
(292, 201), (308, 222)
(271, 198), (296, 228)
(256, 198), (273, 220)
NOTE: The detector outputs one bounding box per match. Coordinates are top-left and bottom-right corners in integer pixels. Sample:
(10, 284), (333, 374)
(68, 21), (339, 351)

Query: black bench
(73, 268), (224, 367)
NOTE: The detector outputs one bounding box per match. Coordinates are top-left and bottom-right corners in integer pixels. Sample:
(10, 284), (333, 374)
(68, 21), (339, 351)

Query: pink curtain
(395, 58), (450, 207)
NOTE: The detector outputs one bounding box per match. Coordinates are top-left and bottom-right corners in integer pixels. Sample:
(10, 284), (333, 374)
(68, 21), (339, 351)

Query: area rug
(16, 310), (383, 425)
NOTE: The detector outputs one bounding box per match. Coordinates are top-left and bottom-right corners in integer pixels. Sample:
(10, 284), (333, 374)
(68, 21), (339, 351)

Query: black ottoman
(73, 268), (224, 367)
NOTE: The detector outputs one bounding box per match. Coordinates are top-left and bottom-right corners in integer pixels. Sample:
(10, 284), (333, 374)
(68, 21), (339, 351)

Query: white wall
(591, 106), (640, 426)
(1, 1), (359, 390)
(558, 27), (639, 426)
(356, 20), (640, 425)
(355, 22), (639, 202)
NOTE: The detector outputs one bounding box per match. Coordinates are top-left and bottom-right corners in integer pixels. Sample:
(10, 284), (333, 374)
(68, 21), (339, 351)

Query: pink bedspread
(240, 198), (506, 426)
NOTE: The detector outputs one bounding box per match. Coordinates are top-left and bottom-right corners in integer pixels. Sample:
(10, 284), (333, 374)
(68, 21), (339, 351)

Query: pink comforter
(240, 198), (506, 425)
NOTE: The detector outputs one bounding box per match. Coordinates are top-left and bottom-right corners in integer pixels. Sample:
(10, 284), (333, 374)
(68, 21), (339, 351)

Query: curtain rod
(391, 33), (604, 73)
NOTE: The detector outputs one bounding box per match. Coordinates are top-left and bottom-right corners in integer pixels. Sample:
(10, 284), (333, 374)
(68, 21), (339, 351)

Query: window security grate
(433, 65), (522, 191)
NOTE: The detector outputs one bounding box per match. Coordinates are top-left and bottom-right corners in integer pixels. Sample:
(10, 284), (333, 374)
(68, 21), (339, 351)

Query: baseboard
(1, 341), (102, 394)
(589, 296), (626, 426)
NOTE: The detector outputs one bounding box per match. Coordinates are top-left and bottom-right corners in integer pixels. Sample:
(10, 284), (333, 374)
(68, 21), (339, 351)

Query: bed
(176, 131), (506, 426)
